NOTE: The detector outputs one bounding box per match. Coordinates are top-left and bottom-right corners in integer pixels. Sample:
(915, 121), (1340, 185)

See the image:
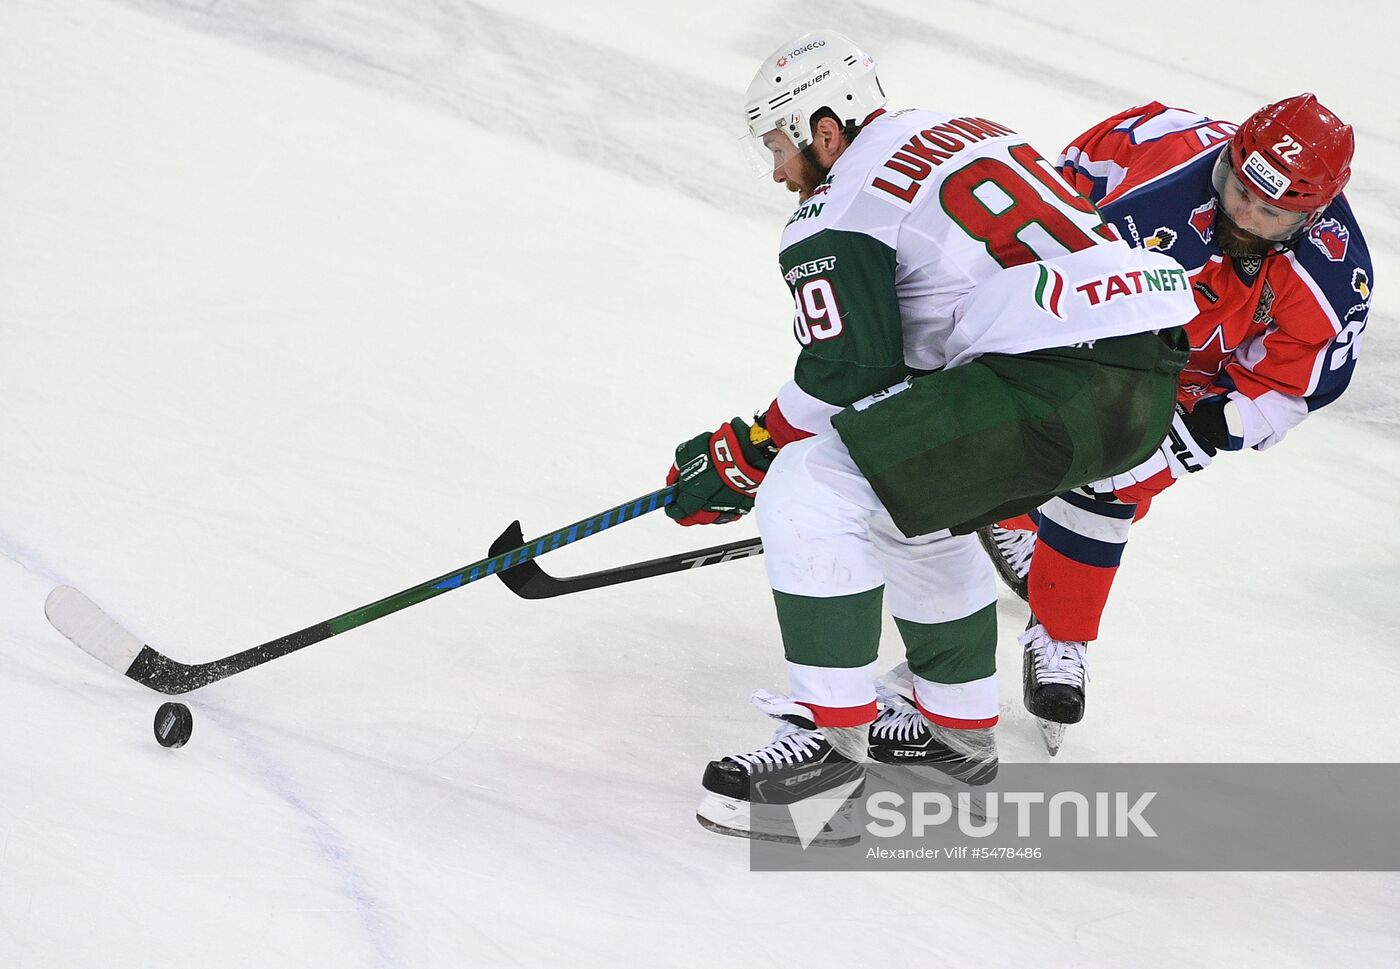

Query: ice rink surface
(2, 1), (1398, 966)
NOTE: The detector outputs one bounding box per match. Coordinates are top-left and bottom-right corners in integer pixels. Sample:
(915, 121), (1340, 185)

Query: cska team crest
(1308, 218), (1350, 261)
(1188, 199), (1216, 244)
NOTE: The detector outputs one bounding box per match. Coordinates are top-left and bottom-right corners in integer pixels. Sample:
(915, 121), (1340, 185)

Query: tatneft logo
(1242, 150), (1290, 200)
(1033, 264), (1067, 319)
(784, 255), (837, 285)
(1074, 266), (1189, 306)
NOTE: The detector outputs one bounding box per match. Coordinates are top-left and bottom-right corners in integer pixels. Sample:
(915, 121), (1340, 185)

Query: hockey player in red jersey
(980, 94), (1372, 753)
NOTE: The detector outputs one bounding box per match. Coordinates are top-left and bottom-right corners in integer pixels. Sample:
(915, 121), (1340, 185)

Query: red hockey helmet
(1226, 93), (1354, 213)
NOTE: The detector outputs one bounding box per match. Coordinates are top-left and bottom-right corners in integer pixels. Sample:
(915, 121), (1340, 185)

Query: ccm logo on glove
(712, 432), (762, 495)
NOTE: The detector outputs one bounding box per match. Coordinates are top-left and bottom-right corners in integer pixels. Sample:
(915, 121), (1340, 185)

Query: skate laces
(1020, 626), (1088, 688)
(992, 526), (1036, 580)
(728, 720), (825, 770)
(873, 677), (996, 761)
(872, 685), (927, 741)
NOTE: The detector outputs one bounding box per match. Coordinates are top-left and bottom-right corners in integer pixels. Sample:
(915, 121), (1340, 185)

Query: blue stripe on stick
(438, 489), (672, 597)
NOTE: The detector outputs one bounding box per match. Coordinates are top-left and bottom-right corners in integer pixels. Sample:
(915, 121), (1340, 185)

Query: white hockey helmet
(742, 31), (885, 172)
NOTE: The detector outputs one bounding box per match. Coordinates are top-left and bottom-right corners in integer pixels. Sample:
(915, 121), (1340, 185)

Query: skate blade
(1036, 718), (1067, 756)
(695, 793), (861, 847)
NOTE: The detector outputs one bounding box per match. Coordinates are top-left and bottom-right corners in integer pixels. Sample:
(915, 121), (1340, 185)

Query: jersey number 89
(792, 277), (844, 345)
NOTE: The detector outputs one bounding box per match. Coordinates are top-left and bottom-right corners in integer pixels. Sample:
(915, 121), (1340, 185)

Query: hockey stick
(488, 521), (764, 599)
(44, 487), (677, 695)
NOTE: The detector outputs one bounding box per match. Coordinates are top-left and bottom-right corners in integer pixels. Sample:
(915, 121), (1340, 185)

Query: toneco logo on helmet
(785, 39), (826, 60)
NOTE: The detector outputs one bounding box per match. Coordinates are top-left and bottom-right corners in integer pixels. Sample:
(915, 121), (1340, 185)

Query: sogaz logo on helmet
(1241, 150), (1289, 200)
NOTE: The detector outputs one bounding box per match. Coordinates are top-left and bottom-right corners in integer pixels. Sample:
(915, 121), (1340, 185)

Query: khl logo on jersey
(1189, 199), (1216, 244)
(1308, 218), (1350, 261)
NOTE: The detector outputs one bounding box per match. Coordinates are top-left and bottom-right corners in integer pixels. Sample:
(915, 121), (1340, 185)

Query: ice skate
(867, 665), (998, 785)
(696, 690), (865, 847)
(1020, 622), (1088, 756)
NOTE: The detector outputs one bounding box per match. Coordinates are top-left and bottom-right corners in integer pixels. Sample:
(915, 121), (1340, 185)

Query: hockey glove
(1091, 403), (1219, 504)
(1178, 396), (1234, 455)
(666, 417), (778, 526)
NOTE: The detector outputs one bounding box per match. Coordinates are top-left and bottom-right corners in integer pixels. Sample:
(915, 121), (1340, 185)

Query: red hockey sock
(1027, 492), (1139, 642)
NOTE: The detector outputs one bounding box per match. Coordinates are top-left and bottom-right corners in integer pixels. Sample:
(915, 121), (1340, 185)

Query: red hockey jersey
(1058, 102), (1372, 449)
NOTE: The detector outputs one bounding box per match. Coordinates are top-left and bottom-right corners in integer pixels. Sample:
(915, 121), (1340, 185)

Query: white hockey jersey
(765, 108), (1197, 446)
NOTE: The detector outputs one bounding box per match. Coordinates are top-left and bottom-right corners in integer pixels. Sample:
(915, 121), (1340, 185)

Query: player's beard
(784, 150), (829, 202)
(1214, 207), (1275, 259)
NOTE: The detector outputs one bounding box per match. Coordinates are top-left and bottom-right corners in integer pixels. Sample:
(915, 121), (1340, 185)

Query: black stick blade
(488, 521), (557, 598)
(488, 523), (764, 600)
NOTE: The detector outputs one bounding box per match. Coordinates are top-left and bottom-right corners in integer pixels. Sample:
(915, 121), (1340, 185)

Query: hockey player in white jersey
(664, 32), (1198, 843)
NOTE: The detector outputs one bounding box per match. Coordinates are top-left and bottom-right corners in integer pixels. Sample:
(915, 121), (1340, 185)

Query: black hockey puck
(153, 701), (194, 748)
